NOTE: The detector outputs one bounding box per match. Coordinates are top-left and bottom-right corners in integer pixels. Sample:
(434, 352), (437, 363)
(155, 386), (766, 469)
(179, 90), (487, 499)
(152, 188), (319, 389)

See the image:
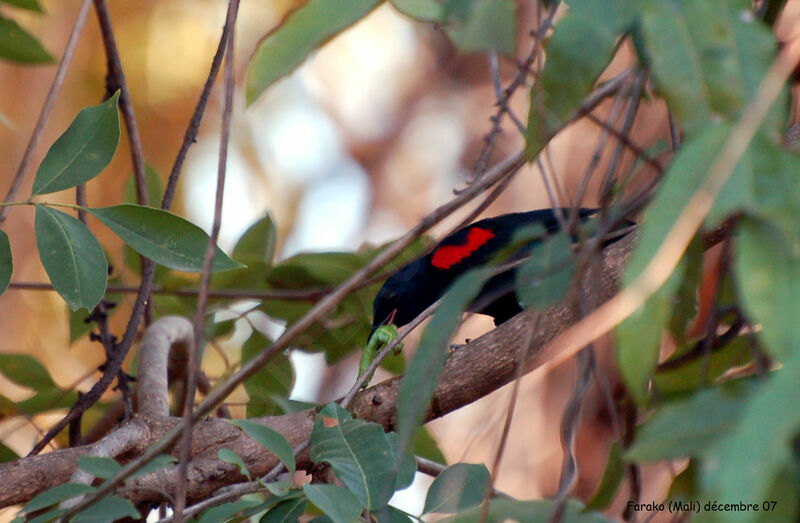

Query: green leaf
(260, 497), (307, 523)
(243, 330), (293, 417)
(444, 0), (516, 56)
(311, 403), (397, 509)
(198, 499), (263, 523)
(0, 353), (55, 391)
(35, 205), (107, 311)
(653, 336), (751, 398)
(88, 204), (242, 273)
(0, 15), (52, 63)
(390, 0), (444, 21)
(423, 463), (489, 514)
(16, 388), (78, 415)
(78, 456), (122, 480)
(395, 268), (490, 456)
(2, 0), (42, 11)
(387, 431), (417, 490)
(246, 0), (382, 104)
(128, 454), (177, 479)
(525, 4), (623, 158)
(218, 448), (251, 480)
(0, 229), (11, 296)
(23, 483), (96, 513)
(27, 509), (66, 523)
(702, 348), (800, 510)
(638, 0), (781, 136)
(263, 252), (372, 363)
(440, 498), (613, 522)
(371, 505), (414, 522)
(303, 484), (363, 523)
(615, 124), (731, 404)
(626, 379), (757, 462)
(515, 231), (576, 310)
(413, 426), (447, 467)
(0, 441), (18, 462)
(231, 419), (295, 474)
(32, 93), (120, 195)
(233, 213), (277, 265)
(71, 496), (139, 523)
(734, 217), (800, 359)
(585, 443), (624, 511)
(124, 164), (163, 206)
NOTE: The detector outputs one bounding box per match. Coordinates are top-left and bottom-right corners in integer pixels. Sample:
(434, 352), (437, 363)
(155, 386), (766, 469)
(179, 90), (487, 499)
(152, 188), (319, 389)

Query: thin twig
(59, 150), (526, 518)
(28, 0), (237, 457)
(174, 3), (239, 516)
(518, 31), (800, 398)
(0, 0), (92, 225)
(93, 0), (148, 206)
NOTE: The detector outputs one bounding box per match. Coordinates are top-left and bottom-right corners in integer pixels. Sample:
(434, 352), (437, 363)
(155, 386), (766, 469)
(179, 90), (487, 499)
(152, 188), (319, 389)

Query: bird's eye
(382, 288), (397, 301)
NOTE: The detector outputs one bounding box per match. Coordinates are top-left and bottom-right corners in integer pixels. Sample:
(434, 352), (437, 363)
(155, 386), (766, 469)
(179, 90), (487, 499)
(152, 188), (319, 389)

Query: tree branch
(0, 235), (634, 510)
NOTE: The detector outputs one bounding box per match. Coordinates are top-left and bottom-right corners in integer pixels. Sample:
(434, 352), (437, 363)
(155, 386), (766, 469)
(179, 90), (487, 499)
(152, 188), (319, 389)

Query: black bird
(370, 208), (632, 337)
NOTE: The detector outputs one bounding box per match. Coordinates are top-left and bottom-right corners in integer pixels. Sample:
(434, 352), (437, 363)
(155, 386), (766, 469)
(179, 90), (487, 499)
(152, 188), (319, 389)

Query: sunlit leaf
(0, 15), (52, 63)
(89, 204), (242, 273)
(246, 0), (382, 104)
(32, 93), (120, 195)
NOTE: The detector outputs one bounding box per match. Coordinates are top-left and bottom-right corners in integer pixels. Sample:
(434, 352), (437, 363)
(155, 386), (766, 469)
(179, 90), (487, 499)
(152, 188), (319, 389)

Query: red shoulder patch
(431, 227), (495, 269)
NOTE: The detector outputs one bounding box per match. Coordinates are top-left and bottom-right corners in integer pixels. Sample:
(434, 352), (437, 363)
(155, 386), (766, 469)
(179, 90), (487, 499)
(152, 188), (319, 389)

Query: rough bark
(0, 235), (633, 509)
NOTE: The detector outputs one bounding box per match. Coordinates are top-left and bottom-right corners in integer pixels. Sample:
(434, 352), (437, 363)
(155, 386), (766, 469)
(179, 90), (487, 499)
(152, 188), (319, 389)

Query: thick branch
(0, 235), (633, 509)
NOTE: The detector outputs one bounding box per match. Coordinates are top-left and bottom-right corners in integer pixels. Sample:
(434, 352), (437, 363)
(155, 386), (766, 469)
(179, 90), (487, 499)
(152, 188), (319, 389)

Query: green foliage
(246, 0), (383, 104)
(0, 229), (12, 296)
(440, 498), (613, 522)
(70, 496), (139, 522)
(395, 267), (490, 457)
(311, 403), (406, 509)
(32, 92), (120, 195)
(35, 205), (108, 311)
(443, 0), (517, 56)
(231, 419), (296, 475)
(526, 1), (626, 157)
(0, 14), (52, 63)
(303, 484), (362, 523)
(423, 463), (489, 514)
(218, 448), (251, 480)
(77, 456), (122, 480)
(89, 204), (242, 273)
(242, 330), (294, 417)
(515, 230), (576, 310)
(1, 0), (43, 11)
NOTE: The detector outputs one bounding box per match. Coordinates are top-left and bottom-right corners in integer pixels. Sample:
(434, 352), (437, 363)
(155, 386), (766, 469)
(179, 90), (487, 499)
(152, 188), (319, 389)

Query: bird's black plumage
(370, 208), (630, 337)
